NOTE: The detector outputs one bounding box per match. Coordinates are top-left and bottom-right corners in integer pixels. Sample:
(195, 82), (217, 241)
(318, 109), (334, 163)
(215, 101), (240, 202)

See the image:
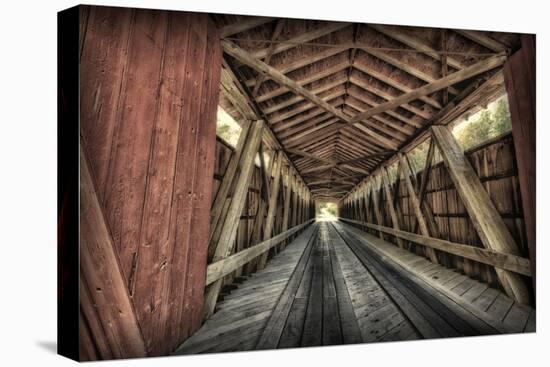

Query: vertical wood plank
(80, 145), (147, 359)
(503, 36), (536, 293)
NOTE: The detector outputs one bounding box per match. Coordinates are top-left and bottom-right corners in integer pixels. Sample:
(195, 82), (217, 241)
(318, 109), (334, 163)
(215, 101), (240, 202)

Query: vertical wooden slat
(258, 151), (284, 269)
(381, 168), (405, 248)
(398, 152), (439, 263)
(503, 35), (536, 293)
(279, 169), (293, 252)
(80, 8), (221, 357)
(80, 145), (147, 359)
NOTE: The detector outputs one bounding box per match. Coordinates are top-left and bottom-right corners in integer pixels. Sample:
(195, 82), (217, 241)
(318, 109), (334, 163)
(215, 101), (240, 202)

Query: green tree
(490, 98), (512, 136)
(454, 109), (494, 149)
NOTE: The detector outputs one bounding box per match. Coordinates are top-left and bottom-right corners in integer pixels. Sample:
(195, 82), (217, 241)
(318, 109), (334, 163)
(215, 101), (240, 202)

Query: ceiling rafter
(219, 17), (275, 38)
(346, 54), (506, 126)
(368, 24), (467, 70)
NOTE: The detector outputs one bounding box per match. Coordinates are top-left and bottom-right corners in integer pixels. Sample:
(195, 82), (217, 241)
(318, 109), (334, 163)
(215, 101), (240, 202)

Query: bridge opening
(316, 201), (338, 220)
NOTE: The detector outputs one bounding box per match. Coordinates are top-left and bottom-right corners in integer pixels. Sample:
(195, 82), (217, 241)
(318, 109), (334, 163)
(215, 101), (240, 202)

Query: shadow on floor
(36, 340), (57, 354)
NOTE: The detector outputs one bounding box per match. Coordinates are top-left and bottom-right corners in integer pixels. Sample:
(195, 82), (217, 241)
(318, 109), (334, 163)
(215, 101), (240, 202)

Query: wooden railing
(205, 219), (315, 286)
(339, 218), (531, 277)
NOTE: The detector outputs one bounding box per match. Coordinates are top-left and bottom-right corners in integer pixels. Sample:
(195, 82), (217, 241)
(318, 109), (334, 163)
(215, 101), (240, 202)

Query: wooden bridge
(174, 220), (533, 354)
(65, 5), (536, 361)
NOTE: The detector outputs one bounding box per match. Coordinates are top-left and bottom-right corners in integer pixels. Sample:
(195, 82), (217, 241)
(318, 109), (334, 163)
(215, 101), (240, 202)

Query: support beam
(80, 145), (148, 359)
(206, 220), (315, 285)
(209, 122), (251, 243)
(251, 19), (286, 96)
(398, 152), (439, 263)
(454, 29), (507, 53)
(370, 181), (385, 240)
(220, 17), (274, 38)
(339, 219), (531, 277)
(204, 120), (264, 318)
(221, 40), (398, 150)
(279, 169), (293, 251)
(258, 151), (284, 269)
(222, 40), (350, 122)
(431, 125), (530, 304)
(380, 168), (405, 248)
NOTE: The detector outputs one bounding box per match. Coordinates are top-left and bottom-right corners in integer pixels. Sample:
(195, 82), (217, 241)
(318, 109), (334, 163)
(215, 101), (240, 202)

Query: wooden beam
(348, 55), (507, 125)
(258, 151), (284, 269)
(359, 46), (461, 95)
(286, 148), (338, 165)
(205, 220), (315, 285)
(370, 180), (385, 240)
(264, 76), (348, 114)
(369, 24), (466, 70)
(251, 19), (286, 96)
(279, 170), (294, 251)
(250, 22), (349, 60)
(431, 125), (530, 304)
(503, 36), (536, 294)
(398, 152), (439, 263)
(454, 29), (507, 53)
(222, 40), (350, 122)
(339, 219), (531, 277)
(203, 120), (264, 318)
(209, 122), (251, 243)
(220, 17), (274, 38)
(222, 40), (399, 150)
(80, 145), (147, 359)
(380, 168), (405, 248)
(353, 61), (442, 110)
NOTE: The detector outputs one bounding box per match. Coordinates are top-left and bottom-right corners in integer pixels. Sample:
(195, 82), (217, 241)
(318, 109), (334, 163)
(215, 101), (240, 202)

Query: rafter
(359, 46), (460, 95)
(220, 17), (274, 38)
(453, 29), (507, 53)
(347, 55), (506, 125)
(369, 24), (466, 70)
(251, 19), (286, 96)
(223, 41), (403, 152)
(353, 60), (442, 109)
(249, 22), (350, 60)
(263, 76), (348, 114)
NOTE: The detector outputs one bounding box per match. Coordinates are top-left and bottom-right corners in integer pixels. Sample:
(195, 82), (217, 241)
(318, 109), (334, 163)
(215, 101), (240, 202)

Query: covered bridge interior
(70, 5), (535, 361)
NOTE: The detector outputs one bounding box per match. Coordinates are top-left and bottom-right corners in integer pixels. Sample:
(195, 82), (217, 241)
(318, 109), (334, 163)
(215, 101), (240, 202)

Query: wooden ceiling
(211, 14), (521, 200)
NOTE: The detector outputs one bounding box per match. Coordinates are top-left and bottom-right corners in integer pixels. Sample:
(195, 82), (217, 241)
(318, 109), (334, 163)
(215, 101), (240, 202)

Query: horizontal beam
(339, 218), (531, 277)
(205, 219), (315, 285)
(220, 17), (274, 38)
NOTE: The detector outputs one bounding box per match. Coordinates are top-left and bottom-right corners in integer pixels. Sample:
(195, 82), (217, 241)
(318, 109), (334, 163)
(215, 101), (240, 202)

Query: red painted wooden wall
(79, 5), (222, 358)
(503, 35), (536, 295)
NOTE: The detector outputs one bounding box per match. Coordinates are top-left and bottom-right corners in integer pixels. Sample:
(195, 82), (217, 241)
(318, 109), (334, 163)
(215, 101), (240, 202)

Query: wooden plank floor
(174, 220), (535, 355)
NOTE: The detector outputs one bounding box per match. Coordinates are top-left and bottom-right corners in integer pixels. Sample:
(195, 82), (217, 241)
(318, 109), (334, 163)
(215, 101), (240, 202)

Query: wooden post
(398, 152), (439, 263)
(209, 122), (251, 243)
(370, 180), (386, 240)
(291, 175), (298, 227)
(431, 125), (530, 304)
(203, 120), (264, 318)
(381, 168), (405, 248)
(258, 151), (284, 269)
(503, 35), (536, 294)
(279, 169), (293, 252)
